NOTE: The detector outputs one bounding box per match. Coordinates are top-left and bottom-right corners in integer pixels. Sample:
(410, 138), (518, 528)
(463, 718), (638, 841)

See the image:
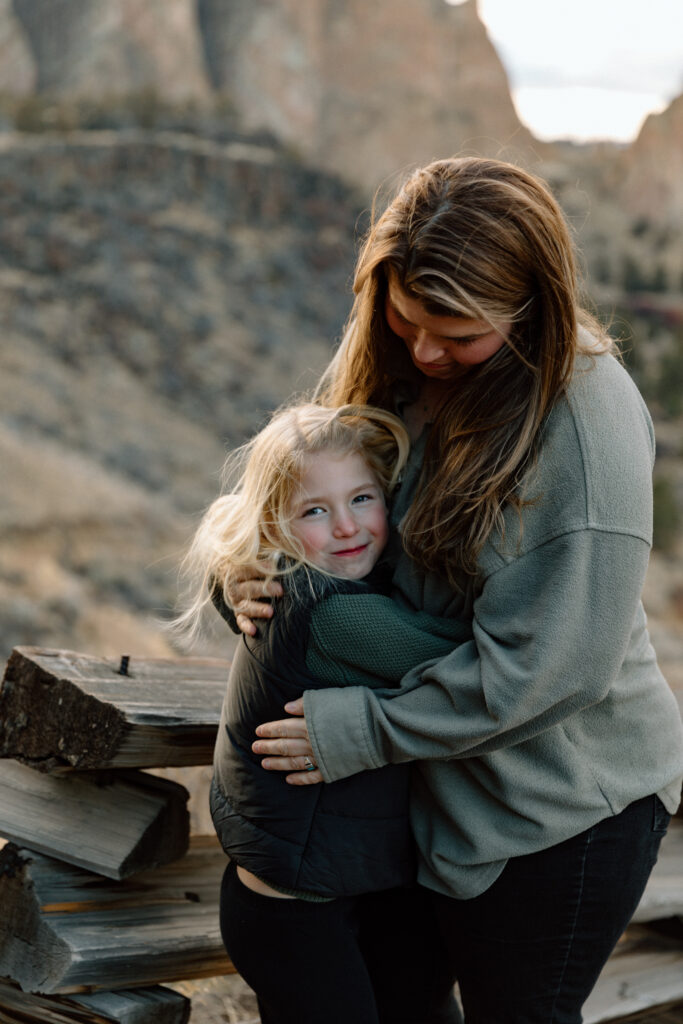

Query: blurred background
(0, 0), (681, 684)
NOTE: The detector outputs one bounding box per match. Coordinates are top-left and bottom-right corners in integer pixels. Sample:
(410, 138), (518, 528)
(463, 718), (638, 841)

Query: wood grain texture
(0, 761), (189, 879)
(0, 647), (229, 771)
(0, 836), (233, 994)
(583, 924), (683, 1023)
(0, 980), (190, 1024)
(632, 818), (683, 922)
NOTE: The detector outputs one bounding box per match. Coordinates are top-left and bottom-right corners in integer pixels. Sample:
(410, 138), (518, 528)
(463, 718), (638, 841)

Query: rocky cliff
(1, 0), (535, 192)
(197, 0), (534, 190)
(0, 0), (34, 93)
(11, 0), (211, 101)
(619, 93), (683, 227)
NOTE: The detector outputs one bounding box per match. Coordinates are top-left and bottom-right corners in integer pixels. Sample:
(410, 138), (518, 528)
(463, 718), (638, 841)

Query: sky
(446, 0), (683, 143)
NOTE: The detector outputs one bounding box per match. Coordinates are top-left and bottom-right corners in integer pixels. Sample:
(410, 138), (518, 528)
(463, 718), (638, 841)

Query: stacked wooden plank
(1, 645), (682, 1024)
(0, 646), (233, 1024)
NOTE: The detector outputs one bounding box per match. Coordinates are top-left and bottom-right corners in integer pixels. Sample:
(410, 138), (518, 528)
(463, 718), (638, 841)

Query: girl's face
(288, 450), (389, 580)
(385, 274), (510, 376)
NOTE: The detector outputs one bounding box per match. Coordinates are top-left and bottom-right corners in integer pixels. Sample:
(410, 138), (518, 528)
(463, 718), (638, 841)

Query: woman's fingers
(235, 612), (258, 637)
(253, 703), (319, 781)
(283, 698), (305, 716)
(253, 737), (312, 760)
(255, 716), (310, 742)
(235, 579), (284, 602)
(286, 767), (323, 786)
(257, 753), (322, 785)
(228, 576), (283, 635)
(235, 599), (274, 620)
(227, 568), (284, 604)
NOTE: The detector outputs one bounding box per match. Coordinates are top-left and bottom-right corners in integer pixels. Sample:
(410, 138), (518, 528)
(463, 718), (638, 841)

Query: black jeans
(428, 793), (671, 1023)
(219, 862), (461, 1024)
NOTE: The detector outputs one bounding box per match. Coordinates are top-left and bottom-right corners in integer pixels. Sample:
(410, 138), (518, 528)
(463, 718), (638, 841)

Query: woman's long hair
(174, 403), (409, 641)
(318, 157), (612, 584)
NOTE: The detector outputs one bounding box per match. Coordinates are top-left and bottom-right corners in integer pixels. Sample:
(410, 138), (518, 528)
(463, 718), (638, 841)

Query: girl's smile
(385, 275), (510, 374)
(288, 451), (389, 579)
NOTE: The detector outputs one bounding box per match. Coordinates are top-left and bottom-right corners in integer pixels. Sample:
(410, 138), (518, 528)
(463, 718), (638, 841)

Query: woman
(234, 157), (683, 1023)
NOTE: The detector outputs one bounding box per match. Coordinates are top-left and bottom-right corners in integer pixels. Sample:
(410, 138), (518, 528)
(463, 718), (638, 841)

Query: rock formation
(11, 0), (211, 101)
(619, 93), (683, 227)
(197, 0), (535, 191)
(0, 0), (35, 95)
(2, 0), (535, 192)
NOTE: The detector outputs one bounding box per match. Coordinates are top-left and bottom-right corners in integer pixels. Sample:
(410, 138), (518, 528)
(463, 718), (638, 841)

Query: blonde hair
(175, 403), (408, 640)
(318, 157), (613, 583)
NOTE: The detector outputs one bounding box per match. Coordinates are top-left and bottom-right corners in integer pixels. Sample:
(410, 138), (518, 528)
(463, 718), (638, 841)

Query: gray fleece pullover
(304, 353), (683, 899)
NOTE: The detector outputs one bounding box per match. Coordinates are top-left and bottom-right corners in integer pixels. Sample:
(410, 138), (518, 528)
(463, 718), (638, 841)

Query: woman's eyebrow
(387, 295), (487, 338)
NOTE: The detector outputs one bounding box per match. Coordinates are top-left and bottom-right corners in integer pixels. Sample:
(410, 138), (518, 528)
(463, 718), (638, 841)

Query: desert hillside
(0, 129), (361, 661)
(0, 0), (681, 684)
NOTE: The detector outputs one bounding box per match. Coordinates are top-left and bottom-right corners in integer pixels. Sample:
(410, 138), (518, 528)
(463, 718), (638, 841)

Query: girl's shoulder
(280, 563), (390, 615)
(248, 566), (386, 670)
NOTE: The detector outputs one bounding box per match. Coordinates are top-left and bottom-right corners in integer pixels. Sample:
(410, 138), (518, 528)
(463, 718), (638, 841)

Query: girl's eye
(302, 506), (326, 517)
(351, 493), (373, 505)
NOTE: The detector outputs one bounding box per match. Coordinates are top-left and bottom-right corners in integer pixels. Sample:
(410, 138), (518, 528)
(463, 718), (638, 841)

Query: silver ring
(303, 757), (317, 772)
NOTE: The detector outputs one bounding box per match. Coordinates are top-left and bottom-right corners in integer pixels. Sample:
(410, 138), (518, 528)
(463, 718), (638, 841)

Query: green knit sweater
(307, 592), (470, 685)
(304, 353), (683, 900)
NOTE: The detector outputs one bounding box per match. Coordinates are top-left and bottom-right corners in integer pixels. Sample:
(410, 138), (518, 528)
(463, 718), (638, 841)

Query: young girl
(178, 403), (465, 1024)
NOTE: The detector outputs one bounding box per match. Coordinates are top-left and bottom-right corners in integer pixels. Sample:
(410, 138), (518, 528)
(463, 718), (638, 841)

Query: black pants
(219, 863), (461, 1024)
(220, 794), (669, 1023)
(428, 793), (671, 1023)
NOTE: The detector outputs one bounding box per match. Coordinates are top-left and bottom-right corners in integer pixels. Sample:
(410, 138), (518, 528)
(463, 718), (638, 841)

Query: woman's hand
(228, 565), (284, 636)
(253, 698), (323, 785)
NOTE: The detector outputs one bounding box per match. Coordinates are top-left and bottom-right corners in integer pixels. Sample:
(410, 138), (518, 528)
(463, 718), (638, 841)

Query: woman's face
(385, 275), (510, 377)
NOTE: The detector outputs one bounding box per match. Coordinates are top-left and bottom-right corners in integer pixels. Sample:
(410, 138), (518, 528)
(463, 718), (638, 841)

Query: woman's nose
(413, 330), (446, 362)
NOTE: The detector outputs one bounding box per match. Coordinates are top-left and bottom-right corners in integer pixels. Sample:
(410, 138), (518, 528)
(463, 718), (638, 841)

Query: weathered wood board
(0, 761), (189, 879)
(633, 817), (683, 923)
(0, 980), (190, 1024)
(583, 925), (683, 1023)
(0, 836), (233, 994)
(0, 647), (229, 771)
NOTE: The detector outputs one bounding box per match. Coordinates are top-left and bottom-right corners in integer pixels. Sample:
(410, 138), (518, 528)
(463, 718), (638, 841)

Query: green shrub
(653, 476), (681, 552)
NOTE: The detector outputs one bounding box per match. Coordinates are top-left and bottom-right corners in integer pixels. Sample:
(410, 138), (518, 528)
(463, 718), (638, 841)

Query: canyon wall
(196, 0), (534, 189)
(619, 94), (683, 227)
(2, 0), (535, 191)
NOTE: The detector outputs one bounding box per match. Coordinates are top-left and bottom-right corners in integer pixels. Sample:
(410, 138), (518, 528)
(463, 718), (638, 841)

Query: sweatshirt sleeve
(306, 593), (471, 688)
(304, 526), (652, 781)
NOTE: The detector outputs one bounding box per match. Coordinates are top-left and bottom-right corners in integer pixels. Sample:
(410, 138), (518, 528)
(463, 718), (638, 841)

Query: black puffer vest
(210, 571), (415, 897)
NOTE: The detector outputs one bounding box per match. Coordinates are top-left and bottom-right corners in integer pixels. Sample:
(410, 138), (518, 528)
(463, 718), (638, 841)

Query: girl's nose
(413, 330), (446, 363)
(332, 510), (359, 537)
